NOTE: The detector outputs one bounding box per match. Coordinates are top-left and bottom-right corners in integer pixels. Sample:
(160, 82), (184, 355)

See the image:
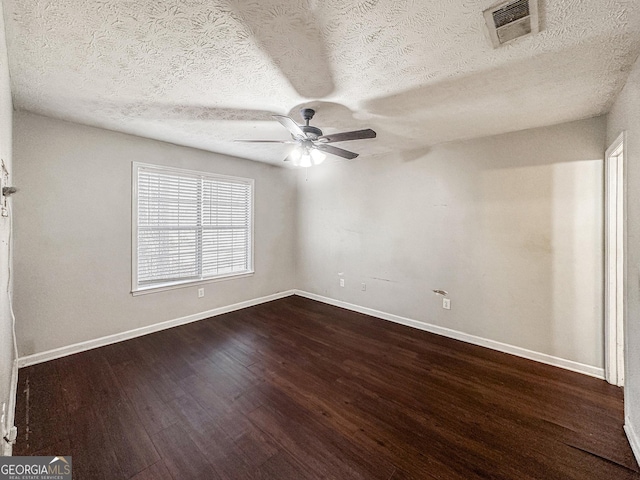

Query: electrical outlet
(443, 298), (451, 310)
(361, 283), (366, 291)
(198, 288), (205, 298)
(339, 278), (345, 287)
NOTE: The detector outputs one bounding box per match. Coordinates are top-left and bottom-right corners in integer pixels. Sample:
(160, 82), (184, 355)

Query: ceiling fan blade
(234, 139), (294, 143)
(315, 144), (359, 159)
(318, 129), (376, 143)
(272, 115), (306, 138)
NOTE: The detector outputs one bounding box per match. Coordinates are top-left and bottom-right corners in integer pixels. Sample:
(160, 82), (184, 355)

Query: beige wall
(296, 116), (606, 369)
(13, 112), (297, 356)
(607, 53), (640, 457)
(0, 5), (15, 451)
(12, 113), (609, 370)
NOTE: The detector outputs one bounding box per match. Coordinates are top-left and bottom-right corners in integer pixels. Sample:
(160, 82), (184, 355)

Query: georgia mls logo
(0, 456), (72, 480)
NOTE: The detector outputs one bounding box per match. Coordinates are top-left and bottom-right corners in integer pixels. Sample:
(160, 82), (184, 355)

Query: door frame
(605, 132), (626, 387)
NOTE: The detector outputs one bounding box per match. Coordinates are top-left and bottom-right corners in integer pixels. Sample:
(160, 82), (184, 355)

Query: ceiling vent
(483, 0), (539, 48)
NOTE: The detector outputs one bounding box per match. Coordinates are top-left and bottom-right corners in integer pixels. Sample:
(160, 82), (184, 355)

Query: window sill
(131, 271), (255, 296)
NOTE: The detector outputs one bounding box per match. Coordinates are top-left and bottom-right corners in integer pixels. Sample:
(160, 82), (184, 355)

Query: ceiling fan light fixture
(290, 146), (326, 167)
(299, 152), (313, 168)
(310, 149), (326, 165)
(289, 147), (302, 165)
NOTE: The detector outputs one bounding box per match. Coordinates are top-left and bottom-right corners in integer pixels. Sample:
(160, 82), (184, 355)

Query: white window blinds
(134, 163), (253, 291)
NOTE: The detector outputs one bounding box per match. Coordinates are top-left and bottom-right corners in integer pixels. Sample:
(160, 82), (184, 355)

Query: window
(132, 163), (253, 294)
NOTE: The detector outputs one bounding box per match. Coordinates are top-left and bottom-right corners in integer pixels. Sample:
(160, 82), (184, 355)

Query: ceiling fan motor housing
(301, 125), (323, 139)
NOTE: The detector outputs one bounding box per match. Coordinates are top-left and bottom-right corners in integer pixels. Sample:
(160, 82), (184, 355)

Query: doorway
(605, 132), (625, 387)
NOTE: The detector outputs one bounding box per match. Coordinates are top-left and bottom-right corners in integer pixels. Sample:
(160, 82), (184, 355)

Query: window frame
(131, 162), (254, 296)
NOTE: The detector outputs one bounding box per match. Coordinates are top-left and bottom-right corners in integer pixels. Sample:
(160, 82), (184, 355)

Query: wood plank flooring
(13, 296), (640, 479)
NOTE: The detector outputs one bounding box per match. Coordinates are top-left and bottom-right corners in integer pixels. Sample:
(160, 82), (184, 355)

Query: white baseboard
(16, 288), (605, 381)
(2, 359), (18, 456)
(294, 290), (605, 380)
(17, 290), (296, 368)
(625, 422), (640, 465)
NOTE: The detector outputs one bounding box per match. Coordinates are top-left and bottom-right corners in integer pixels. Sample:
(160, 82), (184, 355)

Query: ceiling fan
(236, 108), (376, 166)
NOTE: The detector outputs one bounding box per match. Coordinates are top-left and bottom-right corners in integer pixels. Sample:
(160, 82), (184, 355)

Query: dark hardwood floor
(13, 295), (639, 479)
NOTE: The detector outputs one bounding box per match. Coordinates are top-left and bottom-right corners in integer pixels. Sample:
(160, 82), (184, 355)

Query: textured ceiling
(4, 0), (640, 166)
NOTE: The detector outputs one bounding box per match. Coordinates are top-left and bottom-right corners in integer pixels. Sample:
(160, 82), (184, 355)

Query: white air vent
(483, 0), (539, 48)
